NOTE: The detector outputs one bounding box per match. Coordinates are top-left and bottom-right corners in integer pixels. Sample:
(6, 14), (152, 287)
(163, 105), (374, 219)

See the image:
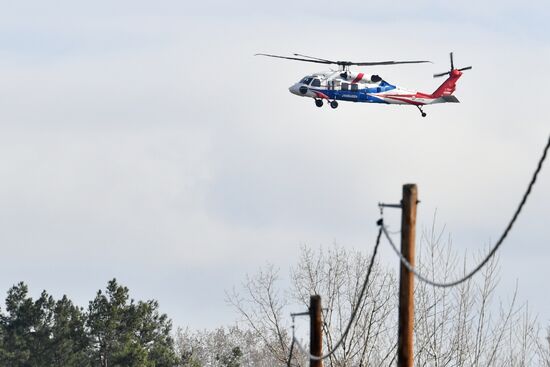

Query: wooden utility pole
(398, 184), (418, 367)
(310, 295), (323, 367)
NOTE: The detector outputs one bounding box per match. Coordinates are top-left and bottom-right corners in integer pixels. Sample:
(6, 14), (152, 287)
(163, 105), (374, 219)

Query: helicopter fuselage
(289, 70), (461, 108)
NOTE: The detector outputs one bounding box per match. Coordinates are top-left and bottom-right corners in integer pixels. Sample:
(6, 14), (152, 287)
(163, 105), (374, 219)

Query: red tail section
(431, 69), (463, 98)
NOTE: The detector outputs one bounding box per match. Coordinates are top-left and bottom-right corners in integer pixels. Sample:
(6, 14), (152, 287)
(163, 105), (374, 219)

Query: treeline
(3, 240), (550, 367)
(0, 280), (269, 367)
(0, 279), (179, 367)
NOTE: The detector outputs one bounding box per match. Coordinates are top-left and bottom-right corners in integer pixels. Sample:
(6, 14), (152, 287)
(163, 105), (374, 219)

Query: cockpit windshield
(300, 77), (313, 85)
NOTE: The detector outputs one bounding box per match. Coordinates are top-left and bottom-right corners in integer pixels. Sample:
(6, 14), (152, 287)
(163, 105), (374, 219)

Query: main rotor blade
(255, 53), (332, 64)
(293, 53), (335, 63)
(459, 66), (472, 71)
(256, 53), (431, 67)
(433, 71), (451, 78)
(353, 60), (431, 66)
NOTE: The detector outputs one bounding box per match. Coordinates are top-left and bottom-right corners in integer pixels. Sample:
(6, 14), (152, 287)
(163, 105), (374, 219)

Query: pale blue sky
(0, 1), (549, 330)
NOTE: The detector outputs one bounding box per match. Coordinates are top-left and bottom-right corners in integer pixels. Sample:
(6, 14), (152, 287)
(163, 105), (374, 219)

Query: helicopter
(256, 52), (471, 117)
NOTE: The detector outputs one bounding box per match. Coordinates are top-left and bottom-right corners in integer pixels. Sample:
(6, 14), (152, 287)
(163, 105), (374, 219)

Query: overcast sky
(0, 1), (549, 331)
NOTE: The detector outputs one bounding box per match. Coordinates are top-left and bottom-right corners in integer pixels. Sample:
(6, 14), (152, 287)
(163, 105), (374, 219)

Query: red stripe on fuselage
(385, 97), (425, 105)
(351, 73), (364, 84)
(381, 93), (432, 105)
(314, 91), (329, 99)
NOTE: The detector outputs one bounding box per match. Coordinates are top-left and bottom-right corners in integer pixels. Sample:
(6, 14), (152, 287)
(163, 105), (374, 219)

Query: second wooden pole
(310, 295), (323, 367)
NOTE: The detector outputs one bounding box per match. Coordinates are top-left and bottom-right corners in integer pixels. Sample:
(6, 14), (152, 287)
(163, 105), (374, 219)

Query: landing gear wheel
(330, 100), (338, 109)
(315, 99), (323, 107)
(416, 105), (427, 117)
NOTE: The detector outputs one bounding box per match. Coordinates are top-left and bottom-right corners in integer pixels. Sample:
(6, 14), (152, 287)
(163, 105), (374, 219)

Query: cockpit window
(300, 77), (313, 85)
(311, 79), (321, 87)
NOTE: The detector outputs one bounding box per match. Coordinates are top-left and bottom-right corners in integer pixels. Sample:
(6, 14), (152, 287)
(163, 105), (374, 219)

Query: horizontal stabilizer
(442, 95), (460, 103)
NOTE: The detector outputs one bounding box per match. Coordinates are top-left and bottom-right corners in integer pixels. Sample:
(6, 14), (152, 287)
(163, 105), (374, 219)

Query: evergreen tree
(87, 279), (179, 367)
(0, 283), (56, 366)
(216, 346), (242, 367)
(0, 280), (179, 367)
(50, 296), (91, 366)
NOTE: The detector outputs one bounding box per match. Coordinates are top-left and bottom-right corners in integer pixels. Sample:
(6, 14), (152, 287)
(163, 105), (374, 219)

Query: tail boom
(431, 69), (463, 98)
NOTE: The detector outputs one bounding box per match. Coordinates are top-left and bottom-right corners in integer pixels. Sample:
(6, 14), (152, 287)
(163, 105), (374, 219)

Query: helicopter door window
(351, 84), (358, 91)
(311, 79), (321, 87)
(341, 83), (349, 91)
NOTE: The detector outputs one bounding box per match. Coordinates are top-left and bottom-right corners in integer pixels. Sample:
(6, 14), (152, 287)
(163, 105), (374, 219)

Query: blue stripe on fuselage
(311, 81), (396, 104)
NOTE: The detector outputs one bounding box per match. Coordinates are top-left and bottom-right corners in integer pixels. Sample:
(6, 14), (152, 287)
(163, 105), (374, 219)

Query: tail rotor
(433, 52), (472, 78)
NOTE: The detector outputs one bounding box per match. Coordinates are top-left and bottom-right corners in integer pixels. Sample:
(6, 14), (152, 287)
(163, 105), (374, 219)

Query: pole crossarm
(378, 202), (403, 209)
(291, 311), (311, 317)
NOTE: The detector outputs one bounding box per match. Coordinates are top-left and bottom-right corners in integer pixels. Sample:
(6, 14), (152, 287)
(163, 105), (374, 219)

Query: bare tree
(225, 264), (294, 365)
(541, 327), (550, 366)
(290, 245), (398, 367)
(227, 220), (547, 366)
(412, 221), (534, 367)
(175, 325), (281, 367)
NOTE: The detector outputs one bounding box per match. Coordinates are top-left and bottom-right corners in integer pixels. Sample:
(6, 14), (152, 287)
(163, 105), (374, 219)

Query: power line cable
(382, 134), (550, 288)
(290, 222), (383, 361)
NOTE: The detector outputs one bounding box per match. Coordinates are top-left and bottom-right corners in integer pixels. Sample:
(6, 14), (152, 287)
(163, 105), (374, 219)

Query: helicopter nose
(289, 83), (309, 96)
